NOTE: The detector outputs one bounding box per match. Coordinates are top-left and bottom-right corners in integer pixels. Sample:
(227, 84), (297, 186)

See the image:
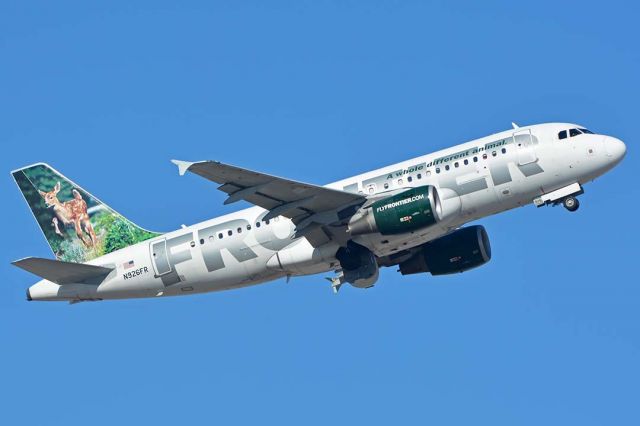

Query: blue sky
(1, 1), (638, 424)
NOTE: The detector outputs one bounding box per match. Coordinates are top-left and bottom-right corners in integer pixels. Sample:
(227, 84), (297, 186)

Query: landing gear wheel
(563, 196), (579, 212)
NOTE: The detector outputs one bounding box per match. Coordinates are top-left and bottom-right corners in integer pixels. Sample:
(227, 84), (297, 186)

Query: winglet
(511, 122), (520, 129)
(171, 159), (195, 176)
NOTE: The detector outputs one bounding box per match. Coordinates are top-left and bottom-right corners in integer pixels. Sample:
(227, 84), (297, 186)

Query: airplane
(11, 122), (626, 303)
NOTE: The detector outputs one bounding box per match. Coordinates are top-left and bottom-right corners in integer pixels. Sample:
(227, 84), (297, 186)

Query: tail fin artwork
(12, 163), (160, 263)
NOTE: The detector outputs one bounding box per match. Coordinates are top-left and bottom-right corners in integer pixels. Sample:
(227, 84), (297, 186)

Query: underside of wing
(172, 160), (366, 231)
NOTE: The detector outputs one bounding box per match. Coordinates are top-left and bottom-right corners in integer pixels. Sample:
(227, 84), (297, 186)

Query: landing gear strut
(562, 196), (580, 212)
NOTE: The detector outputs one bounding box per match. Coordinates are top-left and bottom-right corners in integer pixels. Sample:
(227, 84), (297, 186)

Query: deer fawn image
(38, 181), (98, 248)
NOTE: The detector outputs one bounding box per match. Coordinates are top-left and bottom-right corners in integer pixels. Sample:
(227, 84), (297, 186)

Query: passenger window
(426, 171), (431, 177)
(492, 151), (497, 157)
(200, 239), (204, 245)
(436, 167), (441, 174)
(256, 222), (261, 228)
(237, 227), (242, 233)
(265, 219), (270, 225)
(482, 153), (488, 160)
(384, 182), (389, 189)
(398, 178), (403, 185)
(417, 173), (422, 179)
(473, 156), (478, 162)
(569, 128), (582, 137)
(247, 224), (251, 230)
(228, 230), (233, 236)
(407, 176), (412, 182)
(208, 235), (214, 242)
(445, 165), (450, 171)
(501, 148), (507, 154)
(464, 159), (468, 165)
(218, 233), (223, 239)
(454, 162), (459, 168)
(558, 130), (567, 140)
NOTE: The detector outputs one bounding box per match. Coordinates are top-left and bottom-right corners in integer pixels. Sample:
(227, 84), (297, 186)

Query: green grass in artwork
(96, 213), (159, 255)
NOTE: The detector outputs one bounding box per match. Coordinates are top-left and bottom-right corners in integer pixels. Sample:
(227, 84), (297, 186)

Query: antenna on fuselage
(511, 122), (520, 129)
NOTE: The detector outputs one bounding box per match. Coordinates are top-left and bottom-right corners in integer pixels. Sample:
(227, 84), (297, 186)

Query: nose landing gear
(533, 183), (583, 212)
(562, 196), (580, 212)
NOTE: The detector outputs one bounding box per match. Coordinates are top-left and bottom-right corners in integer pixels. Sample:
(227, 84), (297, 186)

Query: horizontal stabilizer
(12, 257), (114, 285)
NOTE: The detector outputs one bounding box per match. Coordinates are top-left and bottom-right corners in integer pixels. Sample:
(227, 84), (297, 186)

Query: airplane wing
(171, 160), (366, 233)
(13, 257), (114, 285)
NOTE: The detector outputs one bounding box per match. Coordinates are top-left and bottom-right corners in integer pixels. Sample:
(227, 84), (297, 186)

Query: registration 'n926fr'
(123, 267), (149, 280)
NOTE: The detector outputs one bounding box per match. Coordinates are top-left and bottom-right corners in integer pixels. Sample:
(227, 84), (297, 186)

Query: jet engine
(348, 186), (461, 236)
(335, 241), (379, 288)
(398, 225), (491, 276)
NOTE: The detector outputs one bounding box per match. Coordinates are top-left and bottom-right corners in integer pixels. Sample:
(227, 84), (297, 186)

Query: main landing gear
(562, 196), (580, 212)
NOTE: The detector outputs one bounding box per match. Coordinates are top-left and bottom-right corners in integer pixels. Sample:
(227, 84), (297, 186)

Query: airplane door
(150, 238), (172, 276)
(513, 129), (537, 165)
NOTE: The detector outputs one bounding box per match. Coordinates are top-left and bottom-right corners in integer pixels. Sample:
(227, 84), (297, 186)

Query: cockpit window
(560, 127), (594, 140)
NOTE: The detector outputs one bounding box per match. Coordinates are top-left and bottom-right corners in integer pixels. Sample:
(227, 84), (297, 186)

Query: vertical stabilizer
(12, 163), (160, 263)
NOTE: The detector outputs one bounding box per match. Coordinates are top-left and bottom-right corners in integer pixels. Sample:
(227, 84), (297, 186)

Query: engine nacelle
(399, 225), (491, 276)
(348, 186), (461, 236)
(335, 241), (379, 288)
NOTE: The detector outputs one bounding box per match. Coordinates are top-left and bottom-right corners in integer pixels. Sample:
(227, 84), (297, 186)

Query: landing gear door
(150, 238), (172, 276)
(513, 129), (537, 165)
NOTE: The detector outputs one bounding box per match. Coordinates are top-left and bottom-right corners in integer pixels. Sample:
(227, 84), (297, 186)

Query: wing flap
(12, 257), (114, 285)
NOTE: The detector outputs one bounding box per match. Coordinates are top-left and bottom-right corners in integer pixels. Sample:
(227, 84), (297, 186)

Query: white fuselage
(28, 123), (626, 301)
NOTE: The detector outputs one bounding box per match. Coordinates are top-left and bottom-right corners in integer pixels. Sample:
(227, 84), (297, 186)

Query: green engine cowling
(348, 186), (460, 235)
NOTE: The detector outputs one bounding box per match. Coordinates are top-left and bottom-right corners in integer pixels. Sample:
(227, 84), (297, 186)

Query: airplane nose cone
(605, 136), (626, 164)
